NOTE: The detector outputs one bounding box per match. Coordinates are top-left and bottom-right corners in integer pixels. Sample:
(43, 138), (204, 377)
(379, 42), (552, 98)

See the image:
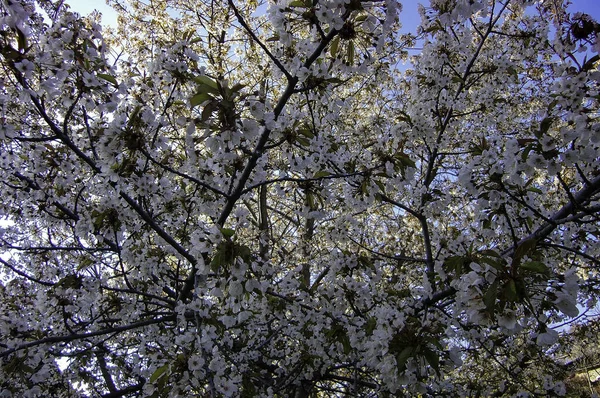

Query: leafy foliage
(0, 0), (599, 396)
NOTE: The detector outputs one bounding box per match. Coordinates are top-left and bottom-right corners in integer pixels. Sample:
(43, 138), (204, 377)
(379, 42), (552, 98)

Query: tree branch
(502, 174), (600, 257)
(100, 382), (145, 398)
(0, 257), (55, 287)
(0, 315), (176, 359)
(228, 0), (294, 82)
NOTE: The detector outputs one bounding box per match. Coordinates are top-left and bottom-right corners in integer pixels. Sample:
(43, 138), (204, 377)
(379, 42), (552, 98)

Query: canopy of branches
(1, 0), (599, 396)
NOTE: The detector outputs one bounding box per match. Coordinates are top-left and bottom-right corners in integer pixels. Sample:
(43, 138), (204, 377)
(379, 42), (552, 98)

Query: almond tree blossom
(0, 0), (599, 396)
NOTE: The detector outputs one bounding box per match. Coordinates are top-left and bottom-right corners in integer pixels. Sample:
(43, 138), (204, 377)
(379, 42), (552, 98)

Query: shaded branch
(241, 170), (371, 196)
(503, 174), (600, 257)
(100, 382), (145, 398)
(0, 257), (55, 287)
(0, 315), (176, 359)
(228, 0), (294, 81)
(140, 147), (229, 198)
(216, 27), (340, 227)
(426, 175), (600, 308)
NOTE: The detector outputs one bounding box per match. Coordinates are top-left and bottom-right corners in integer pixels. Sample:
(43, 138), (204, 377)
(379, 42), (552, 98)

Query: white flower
(536, 328), (558, 346)
(553, 381), (566, 396)
(244, 279), (260, 292)
(188, 354), (205, 371)
(295, 66), (311, 82)
(215, 375), (237, 397)
(82, 72), (100, 87)
(563, 267), (580, 293)
(542, 375), (554, 390)
(554, 291), (579, 318)
(220, 314), (236, 328)
(228, 280), (244, 297)
(497, 311), (517, 330)
(14, 59), (34, 78)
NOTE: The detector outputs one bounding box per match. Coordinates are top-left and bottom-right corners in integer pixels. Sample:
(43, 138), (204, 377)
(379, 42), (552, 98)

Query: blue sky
(67, 0), (600, 31)
(400, 0), (600, 34)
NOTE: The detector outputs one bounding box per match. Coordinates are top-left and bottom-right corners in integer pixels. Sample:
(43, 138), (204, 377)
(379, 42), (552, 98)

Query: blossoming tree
(1, 0), (599, 396)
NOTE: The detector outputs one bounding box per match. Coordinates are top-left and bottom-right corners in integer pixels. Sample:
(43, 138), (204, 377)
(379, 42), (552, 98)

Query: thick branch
(258, 184), (270, 261)
(216, 28), (340, 227)
(378, 194), (435, 288)
(502, 174), (600, 257)
(0, 315), (176, 359)
(96, 349), (118, 394)
(426, 174), (600, 307)
(100, 382), (145, 398)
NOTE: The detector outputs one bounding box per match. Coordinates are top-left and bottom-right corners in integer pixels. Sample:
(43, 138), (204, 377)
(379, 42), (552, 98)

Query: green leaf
(194, 75), (219, 91)
(425, 337), (443, 350)
(201, 101), (218, 122)
(397, 112), (411, 124)
(190, 92), (213, 108)
(306, 192), (315, 209)
(230, 83), (246, 93)
(330, 36), (340, 58)
(503, 279), (519, 302)
(157, 372), (168, 392)
(395, 153), (416, 168)
(296, 136), (310, 146)
(325, 77), (344, 84)
(16, 28), (27, 52)
(527, 187), (543, 194)
(358, 255), (375, 272)
(479, 249), (501, 258)
(483, 281), (498, 312)
(478, 256), (505, 271)
(196, 84), (220, 96)
(360, 180), (369, 195)
(297, 127), (314, 138)
(1, 47), (24, 60)
(56, 274), (83, 289)
(235, 243), (252, 263)
(341, 334), (352, 354)
(365, 317), (377, 336)
(149, 364), (169, 383)
(513, 238), (537, 266)
(521, 143), (535, 162)
(423, 347), (441, 376)
(482, 217), (492, 229)
(210, 250), (223, 272)
(539, 116), (555, 136)
(241, 374), (257, 397)
(289, 0), (307, 7)
(445, 255), (466, 274)
(520, 261), (549, 275)
(313, 170), (330, 179)
(3, 355), (23, 374)
(396, 346), (414, 371)
(97, 73), (118, 87)
(220, 228), (235, 238)
(346, 40), (355, 65)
